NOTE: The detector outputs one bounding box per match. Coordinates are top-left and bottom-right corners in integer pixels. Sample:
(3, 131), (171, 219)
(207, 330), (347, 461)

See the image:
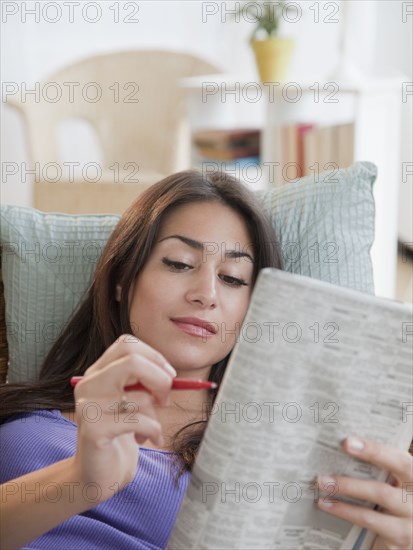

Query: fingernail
(318, 498), (334, 508)
(347, 436), (364, 451)
(164, 363), (177, 377)
(317, 475), (336, 488)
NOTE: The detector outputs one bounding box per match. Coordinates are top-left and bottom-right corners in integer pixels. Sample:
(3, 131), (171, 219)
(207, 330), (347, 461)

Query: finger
(342, 436), (413, 484)
(95, 391), (156, 419)
(76, 355), (173, 406)
(118, 390), (156, 411)
(84, 334), (177, 378)
(317, 499), (412, 550)
(75, 393), (156, 426)
(317, 475), (410, 517)
(104, 411), (163, 447)
(117, 391), (158, 422)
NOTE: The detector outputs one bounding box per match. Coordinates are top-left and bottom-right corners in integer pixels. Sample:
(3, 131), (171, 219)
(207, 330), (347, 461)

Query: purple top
(0, 409), (191, 549)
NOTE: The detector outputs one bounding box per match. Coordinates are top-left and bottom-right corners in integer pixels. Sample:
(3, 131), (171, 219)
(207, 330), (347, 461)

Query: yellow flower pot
(251, 37), (294, 83)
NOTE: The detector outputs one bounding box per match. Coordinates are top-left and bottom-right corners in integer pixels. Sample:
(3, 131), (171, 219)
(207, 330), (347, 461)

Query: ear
(115, 284), (122, 302)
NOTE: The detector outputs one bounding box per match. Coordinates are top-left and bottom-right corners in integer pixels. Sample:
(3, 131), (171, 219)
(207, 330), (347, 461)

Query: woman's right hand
(72, 334), (176, 502)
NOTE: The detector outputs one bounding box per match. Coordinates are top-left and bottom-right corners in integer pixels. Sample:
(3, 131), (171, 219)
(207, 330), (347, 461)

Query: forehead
(157, 201), (252, 246)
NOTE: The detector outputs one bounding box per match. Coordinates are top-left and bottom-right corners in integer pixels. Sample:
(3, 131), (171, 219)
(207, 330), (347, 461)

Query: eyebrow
(157, 234), (255, 262)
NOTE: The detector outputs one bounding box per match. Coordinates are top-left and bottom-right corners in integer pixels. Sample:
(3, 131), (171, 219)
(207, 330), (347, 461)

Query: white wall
(1, 0), (412, 242)
(372, 0), (413, 246)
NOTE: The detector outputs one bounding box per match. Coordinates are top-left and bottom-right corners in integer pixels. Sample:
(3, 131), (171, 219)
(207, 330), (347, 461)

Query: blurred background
(1, 0), (412, 301)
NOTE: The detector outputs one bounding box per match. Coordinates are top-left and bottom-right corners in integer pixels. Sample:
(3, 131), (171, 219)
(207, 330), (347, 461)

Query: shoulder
(0, 409), (73, 434)
(0, 409), (76, 483)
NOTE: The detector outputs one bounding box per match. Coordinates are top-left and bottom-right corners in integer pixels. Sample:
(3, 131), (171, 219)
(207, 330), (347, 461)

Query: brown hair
(0, 169), (283, 474)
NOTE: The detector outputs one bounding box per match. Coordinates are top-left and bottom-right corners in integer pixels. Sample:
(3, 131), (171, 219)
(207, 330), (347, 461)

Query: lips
(171, 316), (217, 337)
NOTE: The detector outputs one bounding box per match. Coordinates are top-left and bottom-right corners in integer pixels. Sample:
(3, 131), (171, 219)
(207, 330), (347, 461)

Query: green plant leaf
(229, 0), (288, 38)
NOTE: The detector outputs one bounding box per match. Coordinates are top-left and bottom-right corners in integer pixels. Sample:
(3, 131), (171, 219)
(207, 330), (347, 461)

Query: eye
(162, 257), (192, 271)
(219, 275), (248, 287)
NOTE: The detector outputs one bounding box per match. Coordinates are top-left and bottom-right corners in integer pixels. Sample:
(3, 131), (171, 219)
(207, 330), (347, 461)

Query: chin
(167, 352), (220, 373)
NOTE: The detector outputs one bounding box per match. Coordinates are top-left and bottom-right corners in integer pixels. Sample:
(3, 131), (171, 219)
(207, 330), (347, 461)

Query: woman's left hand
(316, 436), (413, 550)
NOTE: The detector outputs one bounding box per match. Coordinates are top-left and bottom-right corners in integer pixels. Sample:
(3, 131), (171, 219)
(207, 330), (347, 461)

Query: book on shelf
(168, 268), (413, 550)
(268, 123), (355, 184)
(337, 123), (355, 170)
(296, 124), (315, 178)
(191, 124), (354, 183)
(192, 128), (261, 162)
(195, 155), (261, 169)
(193, 128), (260, 148)
(195, 146), (260, 161)
(302, 126), (318, 176)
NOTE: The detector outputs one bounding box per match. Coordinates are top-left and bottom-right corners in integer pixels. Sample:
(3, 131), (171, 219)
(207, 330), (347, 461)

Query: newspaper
(167, 268), (413, 550)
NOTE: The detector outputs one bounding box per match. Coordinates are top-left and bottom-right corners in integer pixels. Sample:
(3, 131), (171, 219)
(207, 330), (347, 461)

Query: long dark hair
(0, 169), (283, 474)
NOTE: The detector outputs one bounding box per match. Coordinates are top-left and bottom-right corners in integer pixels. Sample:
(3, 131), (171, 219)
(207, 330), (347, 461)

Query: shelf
(180, 76), (403, 300)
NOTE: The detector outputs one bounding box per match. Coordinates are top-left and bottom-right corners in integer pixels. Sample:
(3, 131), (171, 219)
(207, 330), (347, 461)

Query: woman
(0, 170), (412, 550)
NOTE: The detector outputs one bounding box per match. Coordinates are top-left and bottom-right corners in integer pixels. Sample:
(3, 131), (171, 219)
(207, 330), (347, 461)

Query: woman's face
(127, 200), (255, 378)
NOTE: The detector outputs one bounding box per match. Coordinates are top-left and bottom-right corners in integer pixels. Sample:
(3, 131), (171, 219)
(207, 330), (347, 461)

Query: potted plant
(235, 0), (295, 83)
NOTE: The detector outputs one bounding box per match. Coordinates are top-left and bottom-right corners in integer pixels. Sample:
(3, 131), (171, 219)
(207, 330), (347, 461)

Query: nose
(185, 269), (217, 309)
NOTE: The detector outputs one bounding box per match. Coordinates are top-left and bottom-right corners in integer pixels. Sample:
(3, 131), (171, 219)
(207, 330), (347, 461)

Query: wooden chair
(5, 50), (220, 214)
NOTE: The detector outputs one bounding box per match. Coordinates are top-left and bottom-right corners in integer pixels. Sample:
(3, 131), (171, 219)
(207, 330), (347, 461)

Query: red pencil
(70, 376), (217, 391)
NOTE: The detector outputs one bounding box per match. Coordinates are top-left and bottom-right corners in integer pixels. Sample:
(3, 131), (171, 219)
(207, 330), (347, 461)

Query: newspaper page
(167, 268), (413, 550)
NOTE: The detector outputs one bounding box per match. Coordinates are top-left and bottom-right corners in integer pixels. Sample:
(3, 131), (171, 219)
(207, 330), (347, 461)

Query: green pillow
(256, 161), (376, 291)
(0, 161), (376, 383)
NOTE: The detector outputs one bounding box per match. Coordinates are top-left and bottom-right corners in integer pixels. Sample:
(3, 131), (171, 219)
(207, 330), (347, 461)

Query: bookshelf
(179, 76), (403, 300)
